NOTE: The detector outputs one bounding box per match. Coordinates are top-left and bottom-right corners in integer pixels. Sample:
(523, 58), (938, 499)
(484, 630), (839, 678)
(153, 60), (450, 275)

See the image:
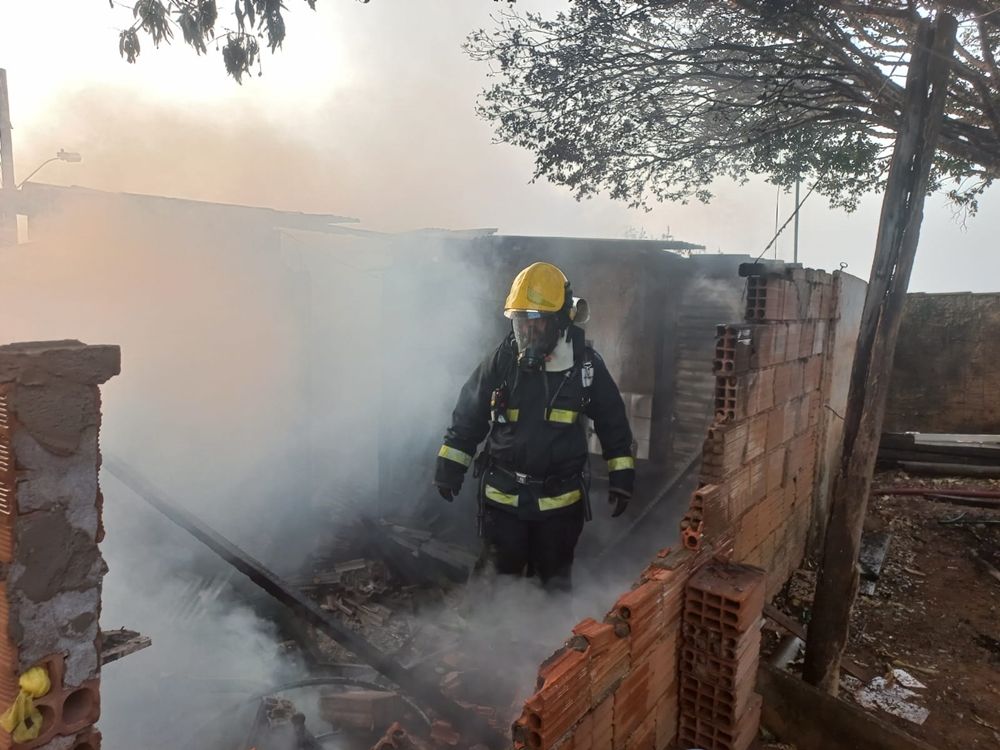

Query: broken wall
(885, 292), (1000, 434)
(692, 267), (839, 596)
(508, 263), (867, 750)
(0, 340), (119, 750)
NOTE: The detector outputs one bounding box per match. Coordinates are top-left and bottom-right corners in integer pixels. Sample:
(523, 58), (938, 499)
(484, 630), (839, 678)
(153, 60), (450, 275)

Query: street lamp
(16, 149), (82, 189)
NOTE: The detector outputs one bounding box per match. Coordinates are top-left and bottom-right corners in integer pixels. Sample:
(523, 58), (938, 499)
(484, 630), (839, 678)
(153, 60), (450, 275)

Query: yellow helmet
(504, 262), (568, 318)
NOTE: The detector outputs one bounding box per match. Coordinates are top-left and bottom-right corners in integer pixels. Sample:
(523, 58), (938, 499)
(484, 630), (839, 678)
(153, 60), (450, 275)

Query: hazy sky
(2, 0), (998, 292)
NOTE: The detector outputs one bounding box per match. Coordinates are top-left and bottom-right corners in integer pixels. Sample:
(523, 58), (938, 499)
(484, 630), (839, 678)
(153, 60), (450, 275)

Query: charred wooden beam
(100, 629), (152, 666)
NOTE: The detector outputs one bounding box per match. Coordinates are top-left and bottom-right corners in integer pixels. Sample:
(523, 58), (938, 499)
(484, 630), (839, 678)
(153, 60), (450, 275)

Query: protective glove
(609, 489), (630, 518)
(434, 456), (465, 503)
(437, 485), (458, 502)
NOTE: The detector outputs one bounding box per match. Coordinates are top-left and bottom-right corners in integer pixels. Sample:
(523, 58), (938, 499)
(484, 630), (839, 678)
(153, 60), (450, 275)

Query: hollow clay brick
(680, 621), (760, 663)
(744, 414), (767, 462)
(573, 619), (629, 704)
(783, 323), (801, 362)
(647, 622), (680, 704)
(615, 581), (664, 659)
(763, 281), (788, 321)
(613, 661), (650, 750)
(684, 562), (766, 635)
(813, 320), (827, 355)
(748, 326), (775, 369)
(771, 324), (788, 364)
(748, 367), (775, 415)
(591, 693), (614, 750)
(701, 423), (747, 480)
(766, 407), (785, 453)
(796, 394), (811, 435)
(798, 321), (815, 359)
(526, 648), (590, 747)
(679, 643), (759, 696)
(726, 468), (751, 522)
(678, 692), (761, 750)
(808, 282), (823, 319)
(771, 363), (791, 405)
(782, 399), (799, 442)
(679, 669), (758, 729)
(821, 282), (835, 318)
(787, 361), (804, 399)
(748, 459), (767, 504)
(653, 687), (678, 750)
(566, 710), (594, 750)
(804, 354), (823, 392)
(624, 713), (655, 750)
(767, 447), (786, 493)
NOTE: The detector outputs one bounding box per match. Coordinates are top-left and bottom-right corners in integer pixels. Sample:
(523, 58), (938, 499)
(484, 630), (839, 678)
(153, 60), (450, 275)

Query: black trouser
(481, 504), (585, 591)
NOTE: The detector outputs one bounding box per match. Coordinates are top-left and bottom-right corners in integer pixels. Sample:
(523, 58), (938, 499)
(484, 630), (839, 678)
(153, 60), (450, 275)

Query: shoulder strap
(496, 333), (518, 391)
(569, 326), (595, 389)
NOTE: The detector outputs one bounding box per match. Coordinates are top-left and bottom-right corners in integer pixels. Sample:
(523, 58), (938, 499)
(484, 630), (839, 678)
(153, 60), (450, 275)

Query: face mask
(512, 316), (560, 371)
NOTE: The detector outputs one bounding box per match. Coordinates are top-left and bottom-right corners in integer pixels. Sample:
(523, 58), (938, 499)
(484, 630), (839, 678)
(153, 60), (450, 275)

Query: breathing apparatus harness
(473, 296), (596, 533)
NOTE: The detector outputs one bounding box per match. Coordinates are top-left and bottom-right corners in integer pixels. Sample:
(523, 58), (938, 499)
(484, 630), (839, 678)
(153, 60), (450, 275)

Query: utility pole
(0, 69), (15, 246)
(802, 13), (957, 694)
(793, 180), (800, 264)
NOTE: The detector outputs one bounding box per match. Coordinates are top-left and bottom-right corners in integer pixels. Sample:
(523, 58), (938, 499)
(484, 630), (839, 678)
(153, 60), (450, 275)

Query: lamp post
(16, 149), (82, 189)
(3, 149), (82, 245)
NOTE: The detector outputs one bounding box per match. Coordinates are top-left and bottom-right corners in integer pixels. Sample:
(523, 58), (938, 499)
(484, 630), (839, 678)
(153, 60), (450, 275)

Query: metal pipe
(793, 180), (800, 263)
(872, 486), (1000, 499)
(770, 633), (803, 670)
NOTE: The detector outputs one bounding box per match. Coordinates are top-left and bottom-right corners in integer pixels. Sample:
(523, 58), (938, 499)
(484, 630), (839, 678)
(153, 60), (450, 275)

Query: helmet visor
(511, 314), (560, 362)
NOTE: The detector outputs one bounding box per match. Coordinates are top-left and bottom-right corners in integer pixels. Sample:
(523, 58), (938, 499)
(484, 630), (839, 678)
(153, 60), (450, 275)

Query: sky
(1, 0), (998, 292)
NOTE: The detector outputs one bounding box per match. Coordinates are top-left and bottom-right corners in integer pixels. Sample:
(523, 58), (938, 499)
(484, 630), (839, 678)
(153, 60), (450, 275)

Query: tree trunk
(802, 13), (958, 694)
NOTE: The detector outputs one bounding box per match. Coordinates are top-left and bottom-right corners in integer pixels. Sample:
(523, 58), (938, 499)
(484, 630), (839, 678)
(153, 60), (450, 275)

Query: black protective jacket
(435, 326), (635, 520)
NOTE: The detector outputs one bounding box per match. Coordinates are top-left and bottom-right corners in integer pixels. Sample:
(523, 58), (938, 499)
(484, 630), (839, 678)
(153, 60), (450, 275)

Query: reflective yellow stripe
(538, 489), (582, 511)
(438, 445), (473, 467)
(505, 408), (520, 422)
(484, 485), (519, 507)
(547, 409), (579, 424)
(608, 456), (635, 472)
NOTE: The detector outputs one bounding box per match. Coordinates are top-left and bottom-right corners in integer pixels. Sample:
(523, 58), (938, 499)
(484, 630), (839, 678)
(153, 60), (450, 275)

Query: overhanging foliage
(466, 1), (1000, 212)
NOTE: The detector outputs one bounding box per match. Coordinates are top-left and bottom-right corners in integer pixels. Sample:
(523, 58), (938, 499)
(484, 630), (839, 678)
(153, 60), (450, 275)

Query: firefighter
(433, 262), (635, 590)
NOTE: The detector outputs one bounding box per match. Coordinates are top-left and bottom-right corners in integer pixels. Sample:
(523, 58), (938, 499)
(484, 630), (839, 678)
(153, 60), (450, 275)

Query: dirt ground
(770, 470), (1000, 750)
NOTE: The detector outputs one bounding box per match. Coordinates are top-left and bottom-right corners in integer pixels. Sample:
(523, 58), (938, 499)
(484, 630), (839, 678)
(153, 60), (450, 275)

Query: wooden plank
(101, 630), (152, 666)
(878, 448), (1000, 466)
(881, 434), (1000, 460)
(758, 663), (941, 750)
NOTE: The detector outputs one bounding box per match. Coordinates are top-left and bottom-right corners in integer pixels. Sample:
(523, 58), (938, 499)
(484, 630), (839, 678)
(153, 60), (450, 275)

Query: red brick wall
(511, 265), (844, 750)
(693, 267), (837, 597)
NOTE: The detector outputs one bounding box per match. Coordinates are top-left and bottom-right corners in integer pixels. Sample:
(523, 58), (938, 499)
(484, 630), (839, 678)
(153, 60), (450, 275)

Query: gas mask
(511, 314), (561, 372)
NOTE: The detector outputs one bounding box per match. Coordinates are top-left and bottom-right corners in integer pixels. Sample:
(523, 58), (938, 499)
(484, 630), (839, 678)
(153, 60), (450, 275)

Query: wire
(753, 47), (909, 263)
(773, 186), (781, 259)
(755, 182), (819, 263)
(968, 6), (1000, 23)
